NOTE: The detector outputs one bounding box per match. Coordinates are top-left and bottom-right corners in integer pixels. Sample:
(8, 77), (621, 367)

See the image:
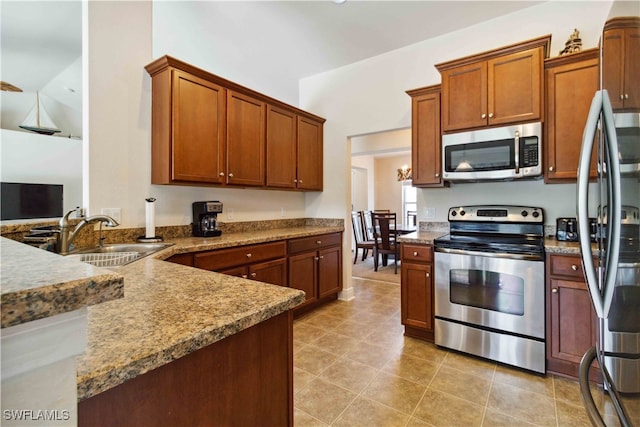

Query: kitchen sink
(66, 243), (174, 268)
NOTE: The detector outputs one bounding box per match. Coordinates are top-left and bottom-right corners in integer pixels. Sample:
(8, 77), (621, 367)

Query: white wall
(0, 129), (82, 213)
(86, 1), (306, 229)
(300, 1), (614, 228)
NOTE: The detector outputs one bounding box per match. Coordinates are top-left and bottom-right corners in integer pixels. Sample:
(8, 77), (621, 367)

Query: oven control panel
(448, 205), (543, 223)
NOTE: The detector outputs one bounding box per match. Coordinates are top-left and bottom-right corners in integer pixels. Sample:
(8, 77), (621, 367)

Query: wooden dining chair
(362, 210), (375, 241)
(372, 212), (400, 274)
(351, 211), (375, 264)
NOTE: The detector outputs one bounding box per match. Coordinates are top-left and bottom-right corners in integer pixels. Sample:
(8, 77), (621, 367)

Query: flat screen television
(1, 182), (63, 220)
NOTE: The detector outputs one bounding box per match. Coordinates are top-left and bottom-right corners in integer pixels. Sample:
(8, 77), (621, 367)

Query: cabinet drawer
(402, 244), (433, 263)
(549, 254), (585, 279)
(288, 233), (341, 254)
(194, 241), (286, 271)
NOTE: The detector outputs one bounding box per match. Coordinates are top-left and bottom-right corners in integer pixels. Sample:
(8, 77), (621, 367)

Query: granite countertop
(76, 225), (342, 400)
(397, 230), (447, 245)
(1, 237), (124, 328)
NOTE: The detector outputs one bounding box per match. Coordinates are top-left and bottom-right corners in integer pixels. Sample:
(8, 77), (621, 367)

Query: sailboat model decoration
(19, 92), (61, 135)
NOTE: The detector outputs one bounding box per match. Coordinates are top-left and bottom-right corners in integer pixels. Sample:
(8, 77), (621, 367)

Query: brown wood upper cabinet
(226, 90), (266, 186)
(145, 56), (325, 191)
(436, 35), (550, 133)
(266, 106), (324, 191)
(406, 85), (444, 187)
(544, 49), (599, 182)
(603, 17), (640, 111)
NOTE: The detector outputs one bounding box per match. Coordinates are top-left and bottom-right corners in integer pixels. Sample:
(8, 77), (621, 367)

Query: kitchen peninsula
(2, 220), (342, 426)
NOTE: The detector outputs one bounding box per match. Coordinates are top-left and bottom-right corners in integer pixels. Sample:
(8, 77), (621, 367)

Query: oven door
(434, 249), (545, 339)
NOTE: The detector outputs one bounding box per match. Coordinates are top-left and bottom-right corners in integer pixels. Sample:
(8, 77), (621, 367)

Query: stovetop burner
(434, 205), (545, 260)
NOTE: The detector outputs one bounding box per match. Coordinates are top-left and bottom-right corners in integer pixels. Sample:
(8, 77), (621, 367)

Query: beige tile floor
(293, 277), (640, 427)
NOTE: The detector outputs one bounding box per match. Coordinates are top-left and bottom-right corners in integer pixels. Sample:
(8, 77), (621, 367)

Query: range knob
(521, 210), (529, 217)
(451, 210), (457, 217)
(460, 210), (466, 216)
(532, 211), (540, 218)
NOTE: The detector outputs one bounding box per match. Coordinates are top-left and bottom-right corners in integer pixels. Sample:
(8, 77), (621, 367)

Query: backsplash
(1, 218), (344, 248)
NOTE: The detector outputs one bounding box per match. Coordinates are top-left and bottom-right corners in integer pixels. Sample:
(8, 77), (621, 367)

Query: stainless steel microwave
(442, 122), (542, 182)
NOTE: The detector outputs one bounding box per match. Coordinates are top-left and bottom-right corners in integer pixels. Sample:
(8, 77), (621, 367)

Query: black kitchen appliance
(192, 201), (223, 237)
(556, 217), (598, 242)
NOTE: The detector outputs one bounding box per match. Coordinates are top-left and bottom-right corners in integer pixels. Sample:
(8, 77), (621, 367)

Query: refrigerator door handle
(600, 90), (621, 318)
(577, 90), (605, 318)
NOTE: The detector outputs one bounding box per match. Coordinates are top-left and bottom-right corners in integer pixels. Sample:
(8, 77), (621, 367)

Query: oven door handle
(434, 246), (543, 261)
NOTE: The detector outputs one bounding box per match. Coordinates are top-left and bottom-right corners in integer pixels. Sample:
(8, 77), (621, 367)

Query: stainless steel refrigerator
(576, 8), (639, 427)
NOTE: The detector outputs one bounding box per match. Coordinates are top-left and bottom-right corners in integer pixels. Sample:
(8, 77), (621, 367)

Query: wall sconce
(397, 165), (412, 181)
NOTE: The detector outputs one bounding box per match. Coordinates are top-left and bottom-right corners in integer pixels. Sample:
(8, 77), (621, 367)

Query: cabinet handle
(625, 94), (629, 99)
(228, 173), (234, 178)
(552, 288), (558, 293)
(435, 173), (440, 178)
(299, 180), (303, 184)
(316, 240), (322, 245)
(481, 113), (487, 119)
(250, 272), (256, 278)
(242, 274), (248, 279)
(621, 94), (625, 100)
(413, 251), (419, 256)
(426, 272), (430, 278)
(315, 256), (319, 261)
(294, 179), (298, 183)
(319, 255), (324, 259)
(488, 113), (494, 118)
(219, 172), (225, 177)
(571, 264), (578, 271)
(246, 253), (252, 258)
(549, 166), (554, 172)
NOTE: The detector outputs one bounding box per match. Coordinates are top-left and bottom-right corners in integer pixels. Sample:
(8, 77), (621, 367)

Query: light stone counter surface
(397, 230), (448, 245)
(1, 237), (124, 328)
(76, 225), (341, 401)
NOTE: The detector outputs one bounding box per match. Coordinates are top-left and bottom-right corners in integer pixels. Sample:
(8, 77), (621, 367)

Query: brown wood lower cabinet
(546, 253), (600, 381)
(400, 244), (434, 341)
(288, 233), (342, 313)
(78, 311), (294, 426)
(165, 232), (344, 312)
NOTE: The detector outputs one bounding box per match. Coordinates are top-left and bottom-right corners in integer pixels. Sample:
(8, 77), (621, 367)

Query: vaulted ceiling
(0, 1), (544, 139)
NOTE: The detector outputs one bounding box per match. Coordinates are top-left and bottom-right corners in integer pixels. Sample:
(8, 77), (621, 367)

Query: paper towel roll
(145, 198), (156, 238)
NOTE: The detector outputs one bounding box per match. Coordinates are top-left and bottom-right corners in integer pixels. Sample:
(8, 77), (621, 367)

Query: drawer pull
(319, 255), (324, 260)
(552, 288), (558, 293)
(413, 251), (419, 257)
(315, 256), (319, 261)
(316, 240), (322, 245)
(426, 272), (430, 278)
(571, 264), (578, 271)
(246, 253), (252, 258)
(250, 272), (256, 278)
(242, 274), (248, 279)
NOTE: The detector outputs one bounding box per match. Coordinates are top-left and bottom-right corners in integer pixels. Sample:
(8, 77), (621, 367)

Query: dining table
(390, 223), (417, 235)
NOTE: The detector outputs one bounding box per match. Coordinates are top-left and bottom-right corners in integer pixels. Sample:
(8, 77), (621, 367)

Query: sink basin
(66, 243), (174, 268)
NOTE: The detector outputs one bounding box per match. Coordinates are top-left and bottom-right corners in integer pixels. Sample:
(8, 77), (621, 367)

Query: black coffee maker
(192, 201), (223, 237)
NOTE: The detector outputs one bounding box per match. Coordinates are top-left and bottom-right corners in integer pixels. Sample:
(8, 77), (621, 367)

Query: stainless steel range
(434, 205), (546, 373)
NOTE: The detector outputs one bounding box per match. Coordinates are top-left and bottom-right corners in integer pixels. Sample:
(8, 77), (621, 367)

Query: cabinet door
(603, 28), (625, 110)
(548, 278), (598, 365)
(624, 26), (640, 109)
(171, 70), (226, 184)
(318, 246), (342, 299)
(288, 252), (318, 308)
(266, 105), (297, 189)
(441, 62), (487, 132)
(226, 90), (265, 187)
(545, 53), (599, 182)
(297, 116), (323, 191)
(250, 258), (287, 287)
(488, 47), (543, 126)
(401, 262), (433, 332)
(411, 90), (443, 187)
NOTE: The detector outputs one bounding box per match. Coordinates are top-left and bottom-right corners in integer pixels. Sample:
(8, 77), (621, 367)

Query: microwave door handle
(601, 90), (621, 319)
(514, 131), (520, 174)
(577, 90), (605, 318)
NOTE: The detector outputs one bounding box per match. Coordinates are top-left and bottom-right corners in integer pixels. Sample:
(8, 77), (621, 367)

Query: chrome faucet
(58, 208), (119, 254)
